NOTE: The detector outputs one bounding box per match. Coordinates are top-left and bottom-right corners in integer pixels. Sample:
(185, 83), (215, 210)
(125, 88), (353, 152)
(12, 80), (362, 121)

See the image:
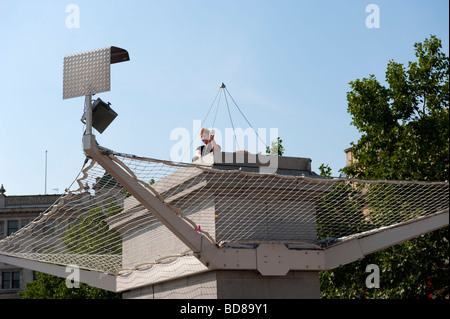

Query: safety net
(0, 150), (448, 275)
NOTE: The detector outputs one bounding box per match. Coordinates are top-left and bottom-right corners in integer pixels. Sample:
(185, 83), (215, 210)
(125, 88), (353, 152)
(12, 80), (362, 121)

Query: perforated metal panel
(63, 47), (111, 99)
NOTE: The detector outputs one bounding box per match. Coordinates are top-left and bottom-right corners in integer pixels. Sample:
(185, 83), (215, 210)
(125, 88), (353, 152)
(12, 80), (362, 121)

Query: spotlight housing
(91, 98), (118, 134)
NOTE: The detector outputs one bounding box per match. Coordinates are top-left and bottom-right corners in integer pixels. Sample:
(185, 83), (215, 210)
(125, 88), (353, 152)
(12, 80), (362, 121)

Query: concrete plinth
(122, 270), (320, 299)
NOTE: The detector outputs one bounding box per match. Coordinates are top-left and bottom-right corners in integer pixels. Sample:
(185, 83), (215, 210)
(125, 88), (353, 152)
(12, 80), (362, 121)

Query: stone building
(0, 184), (61, 299)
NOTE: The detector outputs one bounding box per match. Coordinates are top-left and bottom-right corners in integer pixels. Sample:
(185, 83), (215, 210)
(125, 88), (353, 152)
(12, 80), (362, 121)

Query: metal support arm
(82, 134), (220, 268)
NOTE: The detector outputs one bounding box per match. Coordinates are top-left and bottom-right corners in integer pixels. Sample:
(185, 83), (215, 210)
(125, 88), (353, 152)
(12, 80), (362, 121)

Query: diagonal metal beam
(323, 210), (449, 270)
(82, 134), (220, 268)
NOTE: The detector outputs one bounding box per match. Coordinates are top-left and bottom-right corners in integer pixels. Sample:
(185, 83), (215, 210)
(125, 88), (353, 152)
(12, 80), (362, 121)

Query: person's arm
(209, 131), (221, 152)
(210, 140), (221, 152)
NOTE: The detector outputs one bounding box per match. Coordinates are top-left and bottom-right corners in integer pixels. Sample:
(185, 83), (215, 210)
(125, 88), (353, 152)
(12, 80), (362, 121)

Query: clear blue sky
(0, 0), (448, 195)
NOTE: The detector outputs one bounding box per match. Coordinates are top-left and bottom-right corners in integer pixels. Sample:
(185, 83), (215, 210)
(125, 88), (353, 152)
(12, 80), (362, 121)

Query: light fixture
(63, 46), (129, 135)
(63, 46), (129, 100)
(91, 98), (118, 134)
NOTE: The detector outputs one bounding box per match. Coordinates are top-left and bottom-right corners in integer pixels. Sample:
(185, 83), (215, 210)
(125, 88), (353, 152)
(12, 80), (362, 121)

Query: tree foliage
(318, 163), (332, 177)
(266, 137), (285, 156)
(320, 227), (449, 299)
(320, 35), (449, 299)
(342, 35), (449, 181)
(20, 198), (123, 299)
(18, 272), (121, 299)
(63, 200), (123, 255)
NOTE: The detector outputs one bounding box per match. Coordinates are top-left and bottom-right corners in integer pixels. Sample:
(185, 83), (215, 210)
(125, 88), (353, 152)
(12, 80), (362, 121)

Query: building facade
(0, 184), (61, 299)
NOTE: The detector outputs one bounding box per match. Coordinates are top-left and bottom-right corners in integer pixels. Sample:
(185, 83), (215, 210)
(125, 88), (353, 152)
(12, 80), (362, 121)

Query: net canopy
(0, 150), (448, 275)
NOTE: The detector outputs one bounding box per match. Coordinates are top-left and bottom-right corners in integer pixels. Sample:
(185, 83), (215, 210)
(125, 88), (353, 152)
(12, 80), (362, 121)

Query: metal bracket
(256, 244), (290, 276)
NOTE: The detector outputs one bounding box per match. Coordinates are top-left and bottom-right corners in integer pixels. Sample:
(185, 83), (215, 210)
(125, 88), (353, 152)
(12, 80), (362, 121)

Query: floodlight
(63, 46), (129, 136)
(91, 98), (118, 134)
(63, 46), (129, 99)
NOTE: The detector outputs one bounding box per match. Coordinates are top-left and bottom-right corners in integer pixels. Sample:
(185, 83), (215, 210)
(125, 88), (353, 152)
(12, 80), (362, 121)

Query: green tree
(266, 137), (285, 156)
(20, 198), (124, 299)
(63, 200), (123, 255)
(319, 163), (332, 177)
(320, 35), (449, 299)
(19, 272), (121, 299)
(316, 181), (368, 241)
(320, 227), (449, 299)
(342, 35), (449, 181)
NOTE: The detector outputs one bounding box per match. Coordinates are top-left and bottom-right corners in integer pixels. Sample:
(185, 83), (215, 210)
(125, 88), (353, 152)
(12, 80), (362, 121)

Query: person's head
(200, 128), (210, 144)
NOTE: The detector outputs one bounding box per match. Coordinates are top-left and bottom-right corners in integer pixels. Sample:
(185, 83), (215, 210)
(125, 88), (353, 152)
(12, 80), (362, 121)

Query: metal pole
(45, 150), (47, 195)
(85, 95), (92, 135)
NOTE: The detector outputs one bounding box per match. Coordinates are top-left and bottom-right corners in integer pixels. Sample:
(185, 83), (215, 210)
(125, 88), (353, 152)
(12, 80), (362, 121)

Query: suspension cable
(181, 87), (221, 161)
(224, 86), (268, 149)
(223, 86), (241, 150)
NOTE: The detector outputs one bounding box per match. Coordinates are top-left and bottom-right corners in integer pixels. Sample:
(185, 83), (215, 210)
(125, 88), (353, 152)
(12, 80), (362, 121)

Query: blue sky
(0, 0), (448, 195)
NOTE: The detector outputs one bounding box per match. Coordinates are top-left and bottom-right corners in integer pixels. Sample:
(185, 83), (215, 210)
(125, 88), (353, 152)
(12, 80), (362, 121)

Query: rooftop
(192, 151), (318, 177)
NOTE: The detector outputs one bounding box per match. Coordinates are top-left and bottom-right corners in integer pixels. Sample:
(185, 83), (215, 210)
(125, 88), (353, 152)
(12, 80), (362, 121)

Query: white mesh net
(0, 150), (448, 276)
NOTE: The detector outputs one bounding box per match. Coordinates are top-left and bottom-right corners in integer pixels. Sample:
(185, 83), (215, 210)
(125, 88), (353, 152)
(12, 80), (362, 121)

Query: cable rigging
(185, 82), (268, 162)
